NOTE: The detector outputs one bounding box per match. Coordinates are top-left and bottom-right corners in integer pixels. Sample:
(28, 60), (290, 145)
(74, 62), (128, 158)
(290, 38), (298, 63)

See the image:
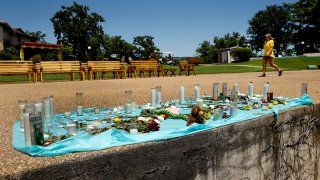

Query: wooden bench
(39, 61), (84, 82)
(179, 60), (196, 76)
(0, 61), (36, 82)
(129, 60), (164, 78)
(87, 61), (126, 80)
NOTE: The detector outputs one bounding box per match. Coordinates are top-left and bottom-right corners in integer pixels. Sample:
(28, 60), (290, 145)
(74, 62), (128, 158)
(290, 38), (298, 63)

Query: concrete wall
(8, 104), (320, 180)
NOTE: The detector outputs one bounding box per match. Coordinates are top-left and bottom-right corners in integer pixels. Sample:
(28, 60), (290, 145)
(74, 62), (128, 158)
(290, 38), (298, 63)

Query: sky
(1, 0), (298, 57)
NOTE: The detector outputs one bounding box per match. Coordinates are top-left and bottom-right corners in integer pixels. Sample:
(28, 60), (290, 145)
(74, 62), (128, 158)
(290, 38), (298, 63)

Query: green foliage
(31, 54), (42, 63)
(213, 32), (247, 49)
(291, 0), (320, 54)
(133, 35), (159, 59)
(51, 2), (105, 61)
(0, 51), (16, 60)
(102, 35), (134, 60)
(0, 41), (18, 60)
(25, 30), (47, 43)
(195, 41), (217, 63)
(247, 4), (293, 56)
(231, 48), (253, 62)
(196, 32), (247, 63)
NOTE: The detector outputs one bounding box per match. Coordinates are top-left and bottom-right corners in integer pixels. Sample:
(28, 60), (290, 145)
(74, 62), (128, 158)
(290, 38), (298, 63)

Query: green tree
(25, 31), (47, 43)
(132, 35), (159, 59)
(247, 4), (293, 56)
(195, 41), (217, 63)
(51, 2), (105, 61)
(102, 35), (134, 60)
(196, 32), (247, 63)
(291, 0), (320, 54)
(213, 32), (247, 49)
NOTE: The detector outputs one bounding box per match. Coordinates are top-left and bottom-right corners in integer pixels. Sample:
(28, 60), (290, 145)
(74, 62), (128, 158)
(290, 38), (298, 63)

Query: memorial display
(12, 82), (313, 156)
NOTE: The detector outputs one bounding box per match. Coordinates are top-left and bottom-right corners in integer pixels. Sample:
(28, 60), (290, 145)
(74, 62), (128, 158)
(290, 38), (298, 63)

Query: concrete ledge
(5, 104), (320, 179)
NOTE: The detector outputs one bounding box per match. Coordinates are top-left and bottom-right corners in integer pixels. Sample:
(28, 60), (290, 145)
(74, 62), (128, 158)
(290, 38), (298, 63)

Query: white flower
(157, 116), (164, 121)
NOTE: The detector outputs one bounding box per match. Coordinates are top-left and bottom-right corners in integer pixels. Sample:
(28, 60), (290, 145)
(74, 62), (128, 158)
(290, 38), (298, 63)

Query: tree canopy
(25, 30), (47, 43)
(50, 2), (105, 60)
(247, 4), (293, 56)
(291, 0), (320, 54)
(133, 35), (160, 59)
(196, 32), (247, 63)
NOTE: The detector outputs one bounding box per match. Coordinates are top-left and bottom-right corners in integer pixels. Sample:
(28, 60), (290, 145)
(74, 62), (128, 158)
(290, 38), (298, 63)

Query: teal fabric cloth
(12, 95), (313, 156)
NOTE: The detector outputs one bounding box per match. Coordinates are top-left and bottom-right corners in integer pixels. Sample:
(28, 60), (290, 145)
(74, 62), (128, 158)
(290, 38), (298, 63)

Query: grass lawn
(1, 56), (319, 83)
(164, 56), (320, 74)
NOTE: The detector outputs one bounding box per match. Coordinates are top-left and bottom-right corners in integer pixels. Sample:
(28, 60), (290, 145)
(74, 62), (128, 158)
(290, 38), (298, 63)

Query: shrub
(231, 48), (252, 62)
(31, 54), (42, 63)
(0, 51), (17, 60)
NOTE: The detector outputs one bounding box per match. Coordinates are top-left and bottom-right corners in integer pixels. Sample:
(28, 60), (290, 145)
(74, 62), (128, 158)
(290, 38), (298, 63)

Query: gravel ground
(0, 70), (319, 176)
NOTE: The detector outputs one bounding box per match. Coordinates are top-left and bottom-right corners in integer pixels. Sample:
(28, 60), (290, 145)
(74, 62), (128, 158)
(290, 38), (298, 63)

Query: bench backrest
(87, 61), (123, 71)
(0, 61), (34, 74)
(179, 60), (189, 66)
(130, 60), (160, 69)
(40, 61), (81, 72)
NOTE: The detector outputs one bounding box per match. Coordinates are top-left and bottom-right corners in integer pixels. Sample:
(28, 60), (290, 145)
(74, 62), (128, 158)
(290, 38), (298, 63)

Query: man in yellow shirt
(261, 33), (282, 77)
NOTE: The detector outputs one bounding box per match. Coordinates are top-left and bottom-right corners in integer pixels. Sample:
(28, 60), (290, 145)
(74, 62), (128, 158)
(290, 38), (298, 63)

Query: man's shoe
(279, 70), (283, 76)
(259, 74), (266, 77)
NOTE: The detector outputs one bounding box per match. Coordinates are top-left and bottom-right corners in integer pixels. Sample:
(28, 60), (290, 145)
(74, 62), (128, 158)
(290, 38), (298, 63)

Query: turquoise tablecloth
(12, 95), (313, 156)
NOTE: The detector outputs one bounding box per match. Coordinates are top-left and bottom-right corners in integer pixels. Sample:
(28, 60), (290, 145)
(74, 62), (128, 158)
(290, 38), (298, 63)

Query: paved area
(0, 70), (319, 177)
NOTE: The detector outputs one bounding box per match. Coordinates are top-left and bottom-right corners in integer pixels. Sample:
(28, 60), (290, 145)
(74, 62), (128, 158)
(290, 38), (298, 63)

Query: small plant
(31, 54), (42, 63)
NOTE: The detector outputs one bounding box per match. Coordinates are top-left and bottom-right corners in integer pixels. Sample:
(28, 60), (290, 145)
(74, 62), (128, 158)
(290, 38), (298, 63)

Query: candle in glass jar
(34, 101), (43, 114)
(66, 123), (77, 136)
(213, 83), (219, 101)
(43, 97), (51, 119)
(248, 82), (254, 97)
(230, 102), (237, 117)
(263, 82), (269, 99)
(49, 95), (54, 116)
(179, 86), (185, 104)
(156, 86), (162, 106)
(77, 106), (83, 116)
(151, 87), (157, 107)
(196, 99), (203, 108)
(222, 82), (227, 97)
(130, 128), (139, 134)
(301, 83), (308, 96)
(232, 83), (239, 93)
(18, 100), (27, 129)
(94, 107), (100, 114)
(194, 83), (200, 100)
